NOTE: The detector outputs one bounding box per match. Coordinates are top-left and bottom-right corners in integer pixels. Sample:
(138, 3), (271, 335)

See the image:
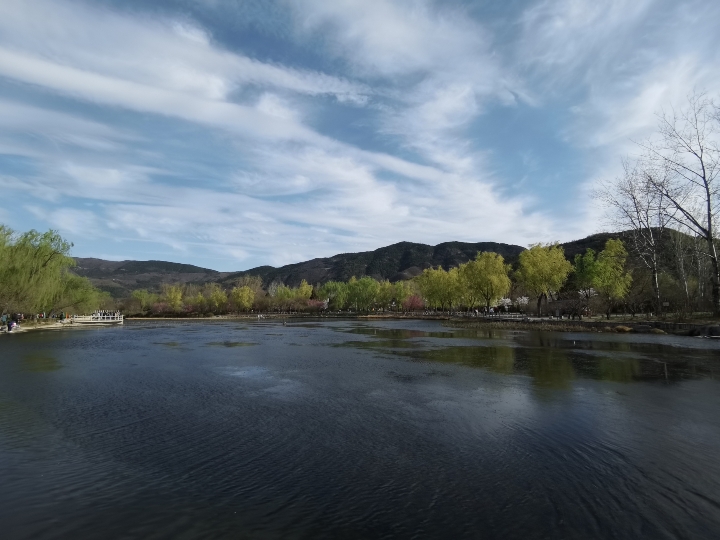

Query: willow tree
(161, 284), (184, 312)
(230, 285), (254, 312)
(0, 227), (75, 313)
(416, 266), (460, 311)
(461, 252), (512, 310)
(204, 283), (228, 313)
(516, 243), (573, 316)
(296, 279), (313, 300)
(346, 276), (379, 311)
(573, 249), (598, 311)
(132, 289), (157, 311)
(0, 226), (108, 314)
(318, 281), (348, 310)
(273, 284), (296, 310)
(416, 267), (443, 309)
(50, 273), (111, 314)
(376, 280), (395, 310)
(593, 239), (633, 319)
(233, 275), (265, 308)
(393, 281), (413, 310)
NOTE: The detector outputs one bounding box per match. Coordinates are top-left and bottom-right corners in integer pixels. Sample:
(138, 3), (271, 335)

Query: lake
(1, 319), (719, 539)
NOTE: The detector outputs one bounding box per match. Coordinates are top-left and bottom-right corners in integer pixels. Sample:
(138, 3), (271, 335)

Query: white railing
(72, 314), (124, 323)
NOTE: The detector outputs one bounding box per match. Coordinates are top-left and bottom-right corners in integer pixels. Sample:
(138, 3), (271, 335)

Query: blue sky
(1, 0), (718, 271)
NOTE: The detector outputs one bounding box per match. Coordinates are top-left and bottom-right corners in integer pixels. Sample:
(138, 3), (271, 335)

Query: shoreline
(0, 320), (70, 335)
(129, 313), (720, 336)
(4, 314), (719, 337)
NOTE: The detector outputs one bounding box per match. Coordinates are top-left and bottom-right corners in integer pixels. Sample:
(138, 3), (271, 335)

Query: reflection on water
(416, 345), (516, 374)
(0, 319), (719, 540)
(345, 325), (501, 340)
(525, 348), (574, 388)
(342, 323), (718, 385)
(598, 357), (642, 383)
(21, 353), (61, 372)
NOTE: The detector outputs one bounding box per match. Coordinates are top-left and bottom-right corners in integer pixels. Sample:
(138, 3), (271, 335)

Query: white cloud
(14, 0), (716, 268)
(518, 0), (654, 77)
(17, 133), (562, 268)
(0, 0), (369, 103)
(26, 206), (104, 238)
(515, 0), (720, 218)
(288, 0), (527, 178)
(0, 48), (320, 143)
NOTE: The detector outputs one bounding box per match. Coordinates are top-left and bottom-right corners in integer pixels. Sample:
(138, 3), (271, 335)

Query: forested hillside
(72, 258), (233, 298)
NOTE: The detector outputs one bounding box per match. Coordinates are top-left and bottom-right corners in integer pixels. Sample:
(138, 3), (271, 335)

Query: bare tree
(596, 159), (669, 314)
(669, 228), (692, 311)
(638, 92), (720, 315)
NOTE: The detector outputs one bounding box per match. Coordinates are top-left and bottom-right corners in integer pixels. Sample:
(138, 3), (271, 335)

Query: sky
(1, 0), (719, 271)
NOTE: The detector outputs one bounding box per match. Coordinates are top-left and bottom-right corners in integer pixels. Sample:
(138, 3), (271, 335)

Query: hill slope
(219, 241), (527, 288)
(72, 258), (233, 298)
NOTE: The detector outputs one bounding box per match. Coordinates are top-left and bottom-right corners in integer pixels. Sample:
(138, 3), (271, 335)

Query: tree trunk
(536, 293), (546, 316)
(708, 239), (720, 317)
(651, 264), (661, 316)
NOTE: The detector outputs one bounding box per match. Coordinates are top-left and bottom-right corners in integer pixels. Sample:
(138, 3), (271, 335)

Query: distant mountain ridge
(73, 233), (620, 297)
(72, 258), (234, 298)
(219, 241), (528, 288)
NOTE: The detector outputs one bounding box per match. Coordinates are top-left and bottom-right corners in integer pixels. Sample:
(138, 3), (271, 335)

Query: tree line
(0, 225), (110, 315)
(124, 239), (633, 319)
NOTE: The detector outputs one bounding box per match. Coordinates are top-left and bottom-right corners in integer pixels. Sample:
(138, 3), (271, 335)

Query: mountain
(72, 258), (234, 298)
(73, 234), (625, 297)
(218, 241), (527, 288)
(557, 232), (622, 261)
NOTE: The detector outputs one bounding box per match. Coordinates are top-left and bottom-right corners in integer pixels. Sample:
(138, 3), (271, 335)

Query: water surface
(1, 319), (719, 539)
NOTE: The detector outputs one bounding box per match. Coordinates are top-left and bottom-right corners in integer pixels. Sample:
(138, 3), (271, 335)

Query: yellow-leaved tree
(516, 243), (572, 316)
(296, 279), (313, 300)
(231, 286), (254, 312)
(461, 252), (512, 310)
(162, 284), (184, 312)
(205, 283), (228, 313)
(416, 266), (461, 311)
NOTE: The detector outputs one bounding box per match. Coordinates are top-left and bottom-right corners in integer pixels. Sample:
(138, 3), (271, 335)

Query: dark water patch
(20, 353), (62, 373)
(334, 339), (426, 350)
(343, 324), (514, 342)
(343, 326), (450, 339)
(152, 341), (193, 352)
(385, 369), (453, 383)
(206, 341), (257, 348)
